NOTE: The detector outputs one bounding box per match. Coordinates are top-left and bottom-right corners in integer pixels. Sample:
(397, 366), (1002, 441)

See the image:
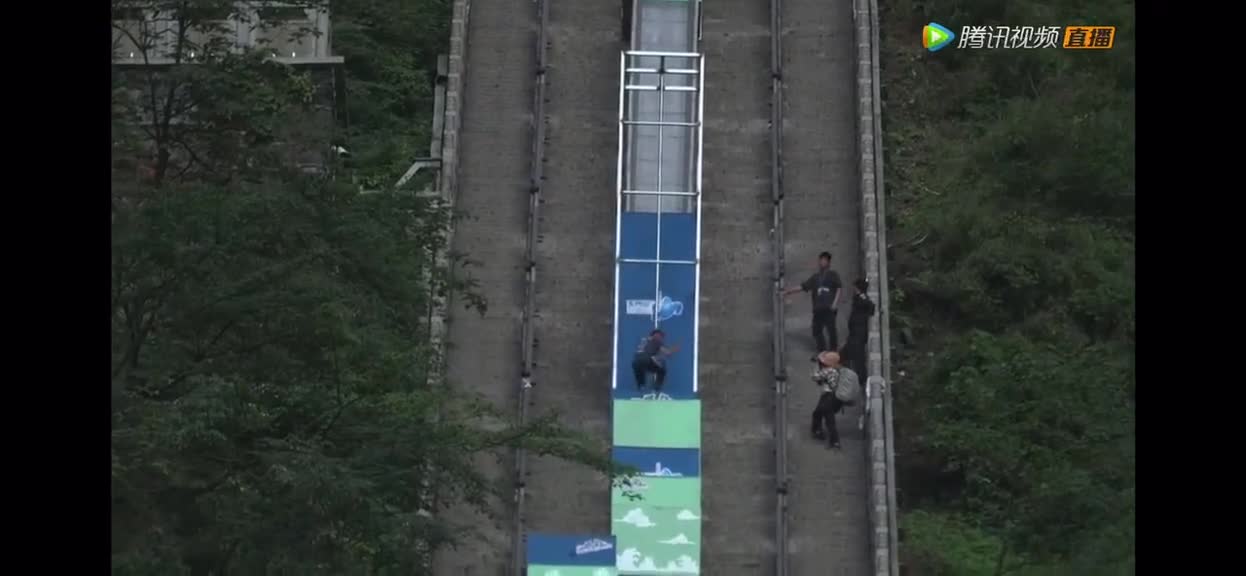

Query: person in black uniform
(782, 251), (844, 357)
(622, 0), (634, 42)
(840, 278), (876, 393)
(633, 329), (678, 395)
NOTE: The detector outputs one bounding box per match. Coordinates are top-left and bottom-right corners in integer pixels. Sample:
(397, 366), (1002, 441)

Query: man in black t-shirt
(782, 251), (843, 356)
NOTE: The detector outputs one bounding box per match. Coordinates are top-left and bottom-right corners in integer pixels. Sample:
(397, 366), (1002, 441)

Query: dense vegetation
(878, 1), (1135, 574)
(111, 1), (609, 573)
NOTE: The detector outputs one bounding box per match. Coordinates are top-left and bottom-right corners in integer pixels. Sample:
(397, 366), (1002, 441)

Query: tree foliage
(111, 2), (615, 573)
(880, 1), (1134, 573)
(111, 0), (329, 186)
(332, 0), (450, 190)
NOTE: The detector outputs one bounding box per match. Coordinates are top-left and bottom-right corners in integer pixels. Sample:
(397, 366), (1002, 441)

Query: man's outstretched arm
(782, 275), (813, 296)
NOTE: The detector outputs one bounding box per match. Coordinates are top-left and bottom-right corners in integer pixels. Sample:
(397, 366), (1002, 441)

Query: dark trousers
(632, 355), (666, 391)
(622, 0), (633, 41)
(841, 336), (868, 390)
(811, 392), (845, 443)
(811, 308), (838, 353)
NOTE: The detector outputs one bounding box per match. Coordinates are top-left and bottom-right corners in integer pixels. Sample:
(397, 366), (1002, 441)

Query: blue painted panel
(527, 533), (618, 567)
(657, 213), (697, 262)
(619, 213), (697, 262)
(614, 262), (697, 400)
(613, 446), (701, 478)
(620, 213), (659, 261)
(655, 263), (696, 395)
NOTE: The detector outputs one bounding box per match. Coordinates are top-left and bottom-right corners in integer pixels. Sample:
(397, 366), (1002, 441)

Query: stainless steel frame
(612, 48), (704, 392)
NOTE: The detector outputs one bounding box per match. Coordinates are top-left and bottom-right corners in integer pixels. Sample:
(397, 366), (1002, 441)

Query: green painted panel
(613, 400), (701, 449)
(612, 503), (701, 574)
(613, 476), (700, 509)
(612, 477), (700, 574)
(527, 566), (617, 576)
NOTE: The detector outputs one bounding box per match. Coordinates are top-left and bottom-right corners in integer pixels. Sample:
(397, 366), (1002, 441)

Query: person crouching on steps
(633, 329), (678, 399)
(811, 351), (847, 449)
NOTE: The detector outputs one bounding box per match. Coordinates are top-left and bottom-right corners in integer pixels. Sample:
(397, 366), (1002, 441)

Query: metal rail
(623, 189), (699, 197)
(693, 51), (704, 394)
(511, 0), (549, 572)
(623, 119), (699, 127)
(625, 67), (699, 75)
(769, 0), (789, 573)
(627, 49), (701, 58)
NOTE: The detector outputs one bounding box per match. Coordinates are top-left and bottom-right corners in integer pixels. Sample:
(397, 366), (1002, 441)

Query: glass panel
(621, 0), (700, 215)
(184, 18), (237, 59)
(111, 10), (146, 61)
(622, 70), (699, 214)
(635, 0), (696, 53)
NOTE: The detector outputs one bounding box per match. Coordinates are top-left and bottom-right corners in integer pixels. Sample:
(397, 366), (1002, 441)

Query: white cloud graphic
(665, 555), (700, 573)
(676, 509), (700, 521)
(616, 548), (658, 571)
(613, 508), (657, 528)
(659, 533), (697, 546)
(616, 548), (700, 574)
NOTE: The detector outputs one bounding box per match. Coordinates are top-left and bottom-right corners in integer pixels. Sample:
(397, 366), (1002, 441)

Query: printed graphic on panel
(613, 506), (701, 575)
(611, 474), (701, 573)
(612, 475), (701, 508)
(611, 441), (701, 574)
(529, 567), (618, 576)
(623, 291), (685, 326)
(613, 446), (700, 478)
(613, 400), (700, 448)
(527, 534), (618, 576)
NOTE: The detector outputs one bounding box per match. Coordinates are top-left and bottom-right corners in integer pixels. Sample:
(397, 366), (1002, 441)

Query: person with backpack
(839, 277), (877, 394)
(810, 351), (859, 449)
(782, 251), (844, 359)
(633, 329), (679, 399)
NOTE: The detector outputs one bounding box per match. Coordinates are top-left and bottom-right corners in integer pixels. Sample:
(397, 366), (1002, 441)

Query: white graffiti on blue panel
(625, 292), (685, 322)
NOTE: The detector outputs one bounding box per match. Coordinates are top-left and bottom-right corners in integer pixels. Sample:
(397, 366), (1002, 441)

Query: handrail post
(511, 0), (549, 573)
(769, 0), (789, 573)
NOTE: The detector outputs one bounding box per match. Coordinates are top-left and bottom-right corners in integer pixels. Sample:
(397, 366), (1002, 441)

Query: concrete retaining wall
(428, 0), (471, 377)
(853, 0), (899, 574)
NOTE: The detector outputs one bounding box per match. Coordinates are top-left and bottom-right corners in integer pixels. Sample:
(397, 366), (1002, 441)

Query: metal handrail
(769, 0), (789, 574)
(511, 0), (549, 572)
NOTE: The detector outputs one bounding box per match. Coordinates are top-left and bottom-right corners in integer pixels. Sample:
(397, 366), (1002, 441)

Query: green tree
(880, 0), (1135, 573)
(111, 2), (620, 573)
(111, 0), (329, 186)
(333, 0), (451, 190)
